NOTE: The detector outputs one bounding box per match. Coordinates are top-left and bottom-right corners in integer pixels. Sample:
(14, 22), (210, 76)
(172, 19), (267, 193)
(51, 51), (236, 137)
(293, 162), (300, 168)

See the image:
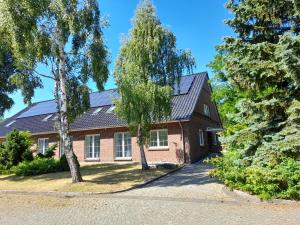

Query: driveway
(0, 162), (299, 225)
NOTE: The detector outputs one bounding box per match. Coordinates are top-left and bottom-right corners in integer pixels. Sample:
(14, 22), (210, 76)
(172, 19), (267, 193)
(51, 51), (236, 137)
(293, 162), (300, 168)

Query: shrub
(59, 154), (70, 171)
(36, 144), (57, 159)
(22, 150), (34, 162)
(0, 129), (33, 167)
(208, 152), (300, 200)
(12, 158), (69, 176)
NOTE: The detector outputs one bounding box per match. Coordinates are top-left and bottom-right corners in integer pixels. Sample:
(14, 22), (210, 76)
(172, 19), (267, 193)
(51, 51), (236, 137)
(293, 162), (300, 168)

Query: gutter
(0, 119), (191, 139)
(179, 121), (186, 164)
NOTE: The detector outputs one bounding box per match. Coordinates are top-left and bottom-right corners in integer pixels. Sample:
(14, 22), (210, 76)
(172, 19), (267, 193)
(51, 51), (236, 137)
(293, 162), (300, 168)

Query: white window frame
(38, 138), (49, 154)
(92, 107), (103, 115)
(149, 129), (169, 149)
(199, 130), (205, 146)
(42, 114), (53, 121)
(5, 120), (16, 127)
(85, 134), (100, 160)
(114, 132), (132, 160)
(106, 105), (115, 113)
(204, 104), (210, 117)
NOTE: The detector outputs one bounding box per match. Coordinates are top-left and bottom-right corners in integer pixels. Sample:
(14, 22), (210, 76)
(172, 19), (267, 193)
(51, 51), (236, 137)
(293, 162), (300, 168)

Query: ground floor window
(114, 132), (132, 159)
(150, 129), (168, 148)
(85, 135), (100, 160)
(38, 138), (49, 154)
(199, 130), (204, 146)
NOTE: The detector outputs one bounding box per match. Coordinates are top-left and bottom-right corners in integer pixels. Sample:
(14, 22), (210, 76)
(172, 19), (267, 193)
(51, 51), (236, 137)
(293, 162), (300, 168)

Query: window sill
(85, 158), (100, 162)
(115, 157), (132, 161)
(148, 146), (169, 151)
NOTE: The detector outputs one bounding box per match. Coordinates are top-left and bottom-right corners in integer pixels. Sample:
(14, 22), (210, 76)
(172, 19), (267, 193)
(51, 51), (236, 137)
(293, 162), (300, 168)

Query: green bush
(0, 129), (33, 167)
(36, 144), (57, 159)
(59, 154), (70, 171)
(12, 158), (69, 176)
(208, 152), (300, 200)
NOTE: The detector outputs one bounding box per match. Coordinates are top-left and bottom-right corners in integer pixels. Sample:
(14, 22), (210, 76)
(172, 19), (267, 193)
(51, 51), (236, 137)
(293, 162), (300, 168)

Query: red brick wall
(31, 122), (185, 164)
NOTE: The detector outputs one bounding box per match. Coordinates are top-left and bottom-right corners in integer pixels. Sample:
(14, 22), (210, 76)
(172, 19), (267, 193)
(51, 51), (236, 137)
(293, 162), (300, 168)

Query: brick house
(0, 72), (222, 164)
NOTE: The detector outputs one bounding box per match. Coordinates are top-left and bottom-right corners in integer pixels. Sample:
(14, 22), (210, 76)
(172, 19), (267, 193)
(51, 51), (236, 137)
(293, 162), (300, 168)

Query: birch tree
(0, 0), (109, 182)
(114, 0), (195, 170)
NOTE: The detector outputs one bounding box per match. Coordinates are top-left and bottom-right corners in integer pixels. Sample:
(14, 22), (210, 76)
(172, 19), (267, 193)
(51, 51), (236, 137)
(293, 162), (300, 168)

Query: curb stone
(0, 165), (185, 198)
(222, 186), (300, 206)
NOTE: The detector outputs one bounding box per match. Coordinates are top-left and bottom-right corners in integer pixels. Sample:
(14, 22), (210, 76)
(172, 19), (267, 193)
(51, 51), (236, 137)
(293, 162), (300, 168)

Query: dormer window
(52, 115), (59, 121)
(106, 105), (115, 113)
(92, 107), (103, 115)
(43, 114), (53, 121)
(5, 120), (16, 127)
(204, 104), (210, 117)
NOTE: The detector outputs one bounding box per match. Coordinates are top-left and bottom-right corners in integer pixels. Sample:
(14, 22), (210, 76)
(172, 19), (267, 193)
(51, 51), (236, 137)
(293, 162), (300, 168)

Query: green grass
(0, 163), (171, 193)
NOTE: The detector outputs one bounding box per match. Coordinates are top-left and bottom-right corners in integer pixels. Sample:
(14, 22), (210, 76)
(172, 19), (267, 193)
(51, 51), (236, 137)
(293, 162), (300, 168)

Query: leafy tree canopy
(114, 0), (195, 169)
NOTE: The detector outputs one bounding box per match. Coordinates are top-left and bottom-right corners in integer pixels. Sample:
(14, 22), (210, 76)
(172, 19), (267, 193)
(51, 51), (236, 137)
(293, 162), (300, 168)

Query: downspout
(179, 121), (186, 164)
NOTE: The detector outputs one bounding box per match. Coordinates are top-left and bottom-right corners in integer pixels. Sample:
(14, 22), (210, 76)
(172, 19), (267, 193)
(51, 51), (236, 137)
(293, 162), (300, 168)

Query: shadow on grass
(0, 163), (149, 184)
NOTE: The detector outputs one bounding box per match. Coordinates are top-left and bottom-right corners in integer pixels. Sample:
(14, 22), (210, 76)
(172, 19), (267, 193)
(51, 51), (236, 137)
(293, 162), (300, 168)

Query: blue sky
(4, 0), (233, 119)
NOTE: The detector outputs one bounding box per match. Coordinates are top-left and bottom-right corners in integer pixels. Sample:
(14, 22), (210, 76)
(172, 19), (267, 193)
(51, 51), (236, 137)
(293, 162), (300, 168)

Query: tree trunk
(138, 124), (149, 170)
(57, 29), (83, 183)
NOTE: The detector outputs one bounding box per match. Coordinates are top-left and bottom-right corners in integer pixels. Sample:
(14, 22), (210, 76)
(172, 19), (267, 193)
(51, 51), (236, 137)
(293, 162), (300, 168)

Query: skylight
(42, 114), (53, 121)
(5, 120), (16, 127)
(106, 105), (115, 113)
(92, 107), (103, 115)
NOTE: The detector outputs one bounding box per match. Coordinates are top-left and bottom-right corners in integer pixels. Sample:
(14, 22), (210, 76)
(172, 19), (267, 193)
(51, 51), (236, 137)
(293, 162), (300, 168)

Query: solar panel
(173, 75), (195, 95)
(17, 101), (57, 118)
(17, 76), (194, 118)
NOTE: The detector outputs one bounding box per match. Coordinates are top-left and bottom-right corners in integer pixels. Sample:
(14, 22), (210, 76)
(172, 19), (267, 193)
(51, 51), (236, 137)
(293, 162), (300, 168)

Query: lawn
(0, 163), (172, 193)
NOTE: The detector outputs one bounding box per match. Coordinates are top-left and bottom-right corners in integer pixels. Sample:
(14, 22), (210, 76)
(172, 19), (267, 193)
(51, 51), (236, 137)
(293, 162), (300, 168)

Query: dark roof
(0, 73), (207, 137)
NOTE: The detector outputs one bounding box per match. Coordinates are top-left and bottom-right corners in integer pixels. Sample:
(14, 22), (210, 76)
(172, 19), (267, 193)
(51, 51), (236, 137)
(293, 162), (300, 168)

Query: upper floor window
(114, 132), (132, 159)
(85, 135), (100, 160)
(42, 114), (52, 121)
(199, 130), (205, 146)
(5, 120), (16, 127)
(38, 138), (49, 154)
(106, 105), (115, 113)
(92, 107), (103, 115)
(204, 104), (210, 117)
(150, 129), (168, 148)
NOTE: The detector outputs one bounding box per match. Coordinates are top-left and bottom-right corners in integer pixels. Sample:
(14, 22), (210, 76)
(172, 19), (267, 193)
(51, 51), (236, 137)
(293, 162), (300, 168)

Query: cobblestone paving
(0, 163), (299, 225)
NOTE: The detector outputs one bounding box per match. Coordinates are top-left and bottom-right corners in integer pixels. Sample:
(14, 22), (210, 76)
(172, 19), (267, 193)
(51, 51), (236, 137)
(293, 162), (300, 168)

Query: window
(106, 105), (115, 113)
(42, 114), (52, 121)
(212, 133), (218, 145)
(5, 120), (16, 127)
(92, 107), (103, 115)
(85, 135), (100, 160)
(150, 129), (168, 148)
(38, 138), (49, 154)
(204, 104), (210, 117)
(114, 132), (132, 159)
(199, 130), (204, 146)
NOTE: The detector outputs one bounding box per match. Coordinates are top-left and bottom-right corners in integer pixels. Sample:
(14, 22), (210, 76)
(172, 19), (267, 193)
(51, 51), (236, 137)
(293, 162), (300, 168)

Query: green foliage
(209, 154), (300, 200)
(0, 0), (109, 122)
(0, 129), (33, 167)
(12, 158), (69, 176)
(114, 0), (195, 144)
(36, 144), (57, 159)
(209, 0), (300, 200)
(59, 154), (70, 171)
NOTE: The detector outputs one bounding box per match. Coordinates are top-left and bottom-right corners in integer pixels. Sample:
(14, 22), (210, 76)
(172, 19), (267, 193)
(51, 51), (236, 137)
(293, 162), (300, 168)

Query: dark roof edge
(0, 119), (191, 139)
